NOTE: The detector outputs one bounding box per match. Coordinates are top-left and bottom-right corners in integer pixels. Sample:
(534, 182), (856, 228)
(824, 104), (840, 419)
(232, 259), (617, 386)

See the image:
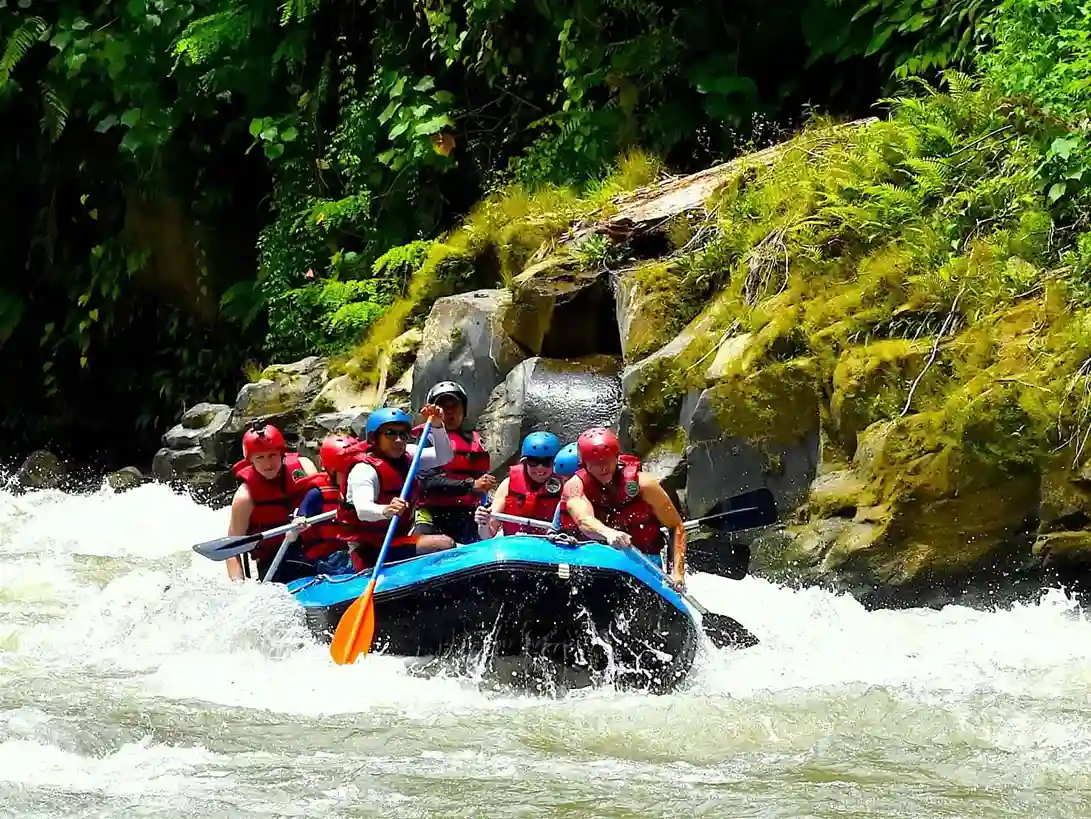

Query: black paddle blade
(702, 487), (778, 532)
(701, 612), (760, 650)
(192, 532), (261, 561)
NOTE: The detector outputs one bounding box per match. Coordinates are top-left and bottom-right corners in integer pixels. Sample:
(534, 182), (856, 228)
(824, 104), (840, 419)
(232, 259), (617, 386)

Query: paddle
(627, 549), (760, 650)
(329, 419), (433, 665)
(192, 510), (337, 562)
(487, 486), (778, 538)
(261, 487), (325, 584)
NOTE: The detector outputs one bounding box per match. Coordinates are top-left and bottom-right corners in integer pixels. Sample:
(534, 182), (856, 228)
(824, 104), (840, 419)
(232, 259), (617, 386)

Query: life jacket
(574, 454), (663, 554)
(298, 477), (346, 562)
(233, 453), (323, 563)
(501, 465), (563, 535)
(412, 424), (491, 509)
(335, 441), (417, 570)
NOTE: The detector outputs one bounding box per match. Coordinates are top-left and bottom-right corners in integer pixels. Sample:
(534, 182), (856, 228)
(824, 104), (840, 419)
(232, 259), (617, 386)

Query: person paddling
(225, 423), (321, 582)
(561, 427), (689, 590)
(412, 381), (496, 544)
(336, 405), (456, 571)
(475, 432), (564, 538)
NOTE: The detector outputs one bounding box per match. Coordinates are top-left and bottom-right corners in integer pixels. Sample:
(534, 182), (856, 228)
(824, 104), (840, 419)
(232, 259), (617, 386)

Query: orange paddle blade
(329, 577), (378, 665)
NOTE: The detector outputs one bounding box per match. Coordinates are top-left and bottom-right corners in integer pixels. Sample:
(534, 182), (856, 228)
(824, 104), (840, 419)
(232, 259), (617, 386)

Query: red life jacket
(413, 424), (490, 509)
(501, 465), (563, 535)
(233, 453), (323, 562)
(335, 441), (417, 570)
(574, 454), (664, 555)
(298, 477), (346, 561)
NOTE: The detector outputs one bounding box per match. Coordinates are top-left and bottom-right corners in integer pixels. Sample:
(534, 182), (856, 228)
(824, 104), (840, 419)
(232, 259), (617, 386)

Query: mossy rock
(512, 254), (601, 299)
(1032, 530), (1091, 568)
(617, 260), (709, 364)
(704, 357), (821, 446)
(830, 339), (948, 457)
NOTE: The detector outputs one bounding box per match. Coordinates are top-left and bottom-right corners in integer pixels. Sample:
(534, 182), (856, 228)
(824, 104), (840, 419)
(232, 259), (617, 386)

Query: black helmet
(425, 381), (468, 409)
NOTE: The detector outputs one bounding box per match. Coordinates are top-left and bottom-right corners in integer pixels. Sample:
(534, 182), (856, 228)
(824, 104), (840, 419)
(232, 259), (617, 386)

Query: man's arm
(639, 473), (686, 583)
(407, 426), (454, 469)
(346, 462), (389, 521)
(561, 476), (629, 545)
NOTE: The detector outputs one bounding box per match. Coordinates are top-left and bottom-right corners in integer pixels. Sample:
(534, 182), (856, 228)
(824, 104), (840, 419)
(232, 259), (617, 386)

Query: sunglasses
(380, 428), (411, 441)
(524, 456), (554, 468)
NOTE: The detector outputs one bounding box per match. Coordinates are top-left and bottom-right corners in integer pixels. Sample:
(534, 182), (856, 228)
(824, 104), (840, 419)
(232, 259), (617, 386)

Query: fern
(0, 15), (49, 88)
(39, 81), (68, 141)
(280, 0), (322, 26)
(172, 10), (253, 67)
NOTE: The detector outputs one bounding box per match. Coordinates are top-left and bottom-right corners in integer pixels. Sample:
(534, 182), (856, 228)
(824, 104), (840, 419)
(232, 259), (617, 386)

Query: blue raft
(287, 534), (704, 692)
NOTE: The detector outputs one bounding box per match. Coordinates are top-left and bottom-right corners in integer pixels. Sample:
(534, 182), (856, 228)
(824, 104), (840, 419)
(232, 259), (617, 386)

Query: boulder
(683, 359), (821, 522)
(162, 402), (233, 462)
(151, 445), (236, 504)
(105, 466), (144, 493)
(312, 375), (380, 415)
(13, 449), (67, 490)
(231, 356), (330, 438)
(619, 311), (720, 453)
(477, 355), (624, 472)
(411, 289), (532, 426)
(297, 410), (369, 464)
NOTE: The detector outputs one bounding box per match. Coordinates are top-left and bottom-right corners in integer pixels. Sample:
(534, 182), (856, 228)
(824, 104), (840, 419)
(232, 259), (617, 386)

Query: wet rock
(411, 290), (531, 426)
(13, 450), (67, 490)
(477, 355), (624, 472)
(105, 466), (144, 493)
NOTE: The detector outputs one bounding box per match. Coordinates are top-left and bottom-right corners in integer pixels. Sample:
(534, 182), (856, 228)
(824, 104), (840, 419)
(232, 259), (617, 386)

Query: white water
(3, 478), (1091, 817)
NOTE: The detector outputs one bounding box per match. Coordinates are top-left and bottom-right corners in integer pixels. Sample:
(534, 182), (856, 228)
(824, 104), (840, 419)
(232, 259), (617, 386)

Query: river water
(2, 479), (1091, 818)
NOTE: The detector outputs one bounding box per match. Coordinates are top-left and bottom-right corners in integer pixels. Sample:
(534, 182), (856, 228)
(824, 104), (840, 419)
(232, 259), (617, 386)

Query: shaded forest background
(1, 0), (1085, 468)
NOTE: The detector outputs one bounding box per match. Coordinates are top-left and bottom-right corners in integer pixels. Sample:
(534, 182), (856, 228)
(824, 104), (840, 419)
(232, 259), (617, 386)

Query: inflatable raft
(287, 533), (706, 693)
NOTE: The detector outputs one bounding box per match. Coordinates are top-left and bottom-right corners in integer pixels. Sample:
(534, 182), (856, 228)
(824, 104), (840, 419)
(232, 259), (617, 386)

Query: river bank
(12, 77), (1091, 611)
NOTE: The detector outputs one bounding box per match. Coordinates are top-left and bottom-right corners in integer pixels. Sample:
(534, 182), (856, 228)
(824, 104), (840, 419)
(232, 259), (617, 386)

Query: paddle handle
(490, 510), (554, 530)
(370, 419), (433, 581)
(254, 510), (337, 542)
(549, 498), (564, 532)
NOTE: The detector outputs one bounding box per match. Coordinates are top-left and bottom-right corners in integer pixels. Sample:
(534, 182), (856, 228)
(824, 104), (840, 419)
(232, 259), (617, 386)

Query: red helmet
(577, 427), (620, 463)
(242, 424), (287, 458)
(319, 434), (356, 474)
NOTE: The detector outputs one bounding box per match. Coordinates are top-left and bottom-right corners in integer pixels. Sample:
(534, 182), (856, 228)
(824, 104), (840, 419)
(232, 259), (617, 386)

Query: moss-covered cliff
(314, 73), (1091, 605)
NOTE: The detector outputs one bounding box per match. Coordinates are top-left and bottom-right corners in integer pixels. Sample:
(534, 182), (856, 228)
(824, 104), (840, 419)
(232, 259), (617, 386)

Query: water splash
(4, 476), (1091, 817)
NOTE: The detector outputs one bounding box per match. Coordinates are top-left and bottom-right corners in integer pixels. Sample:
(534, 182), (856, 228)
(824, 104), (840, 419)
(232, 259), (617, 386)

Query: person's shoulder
(231, 483), (252, 505)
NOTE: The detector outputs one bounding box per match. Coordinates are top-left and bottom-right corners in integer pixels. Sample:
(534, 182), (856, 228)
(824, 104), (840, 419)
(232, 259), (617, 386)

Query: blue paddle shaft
(370, 419), (433, 582)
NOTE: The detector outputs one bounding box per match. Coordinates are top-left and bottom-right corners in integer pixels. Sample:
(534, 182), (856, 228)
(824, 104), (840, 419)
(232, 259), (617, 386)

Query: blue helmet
(553, 442), (580, 477)
(365, 407), (412, 440)
(521, 431), (561, 459)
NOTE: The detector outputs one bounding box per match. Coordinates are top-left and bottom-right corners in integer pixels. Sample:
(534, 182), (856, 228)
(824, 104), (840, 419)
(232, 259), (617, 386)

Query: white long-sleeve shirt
(345, 427), (454, 521)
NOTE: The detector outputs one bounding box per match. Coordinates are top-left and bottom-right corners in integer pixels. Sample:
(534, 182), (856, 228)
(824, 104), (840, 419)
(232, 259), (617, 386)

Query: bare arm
(298, 456), (318, 475)
(639, 473), (686, 581)
(482, 477), (511, 538)
(226, 486), (253, 581)
(562, 476), (622, 543)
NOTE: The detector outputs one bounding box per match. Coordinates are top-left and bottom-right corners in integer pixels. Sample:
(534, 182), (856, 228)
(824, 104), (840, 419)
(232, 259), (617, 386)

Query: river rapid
(2, 478), (1091, 818)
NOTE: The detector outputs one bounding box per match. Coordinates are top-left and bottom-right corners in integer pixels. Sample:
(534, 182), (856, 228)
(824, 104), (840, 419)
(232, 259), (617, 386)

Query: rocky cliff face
(148, 88), (1091, 608)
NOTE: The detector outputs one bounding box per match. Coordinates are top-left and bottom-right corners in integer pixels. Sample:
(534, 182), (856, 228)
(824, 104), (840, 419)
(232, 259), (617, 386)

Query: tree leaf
(280, 126), (299, 142)
(414, 76), (435, 92)
(413, 114), (454, 135)
(1048, 182), (1067, 202)
(95, 115), (118, 133)
(377, 100), (399, 125)
(120, 109), (141, 127)
(388, 121), (410, 139)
